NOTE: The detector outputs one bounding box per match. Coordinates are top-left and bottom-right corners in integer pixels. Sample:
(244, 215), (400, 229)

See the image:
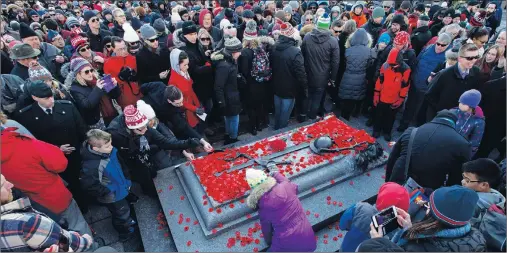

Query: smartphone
(372, 206), (400, 235)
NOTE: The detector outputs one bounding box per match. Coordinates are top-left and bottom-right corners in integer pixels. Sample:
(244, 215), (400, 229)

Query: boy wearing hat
(453, 89), (485, 155)
(80, 129), (137, 239)
(9, 43), (40, 80)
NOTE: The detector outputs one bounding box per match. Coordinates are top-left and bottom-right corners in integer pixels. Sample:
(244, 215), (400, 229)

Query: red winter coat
(350, 11), (367, 27)
(103, 55), (143, 108)
(1, 128), (72, 215)
(168, 69), (201, 127)
(375, 48), (411, 104)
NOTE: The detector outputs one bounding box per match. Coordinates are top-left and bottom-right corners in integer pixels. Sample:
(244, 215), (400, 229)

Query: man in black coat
(425, 43), (480, 121)
(9, 43), (40, 80)
(361, 7), (384, 46)
(136, 24), (171, 85)
(270, 31), (308, 130)
(386, 110), (472, 190)
(410, 15), (432, 56)
(14, 81), (89, 211)
(84, 10), (113, 52)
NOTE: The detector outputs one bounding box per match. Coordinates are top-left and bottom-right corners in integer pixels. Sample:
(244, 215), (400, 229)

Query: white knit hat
(220, 18), (232, 30)
(123, 23), (139, 42)
(136, 100), (156, 120)
(245, 169), (268, 189)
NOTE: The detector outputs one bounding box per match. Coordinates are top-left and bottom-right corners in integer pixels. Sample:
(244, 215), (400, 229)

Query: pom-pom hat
(124, 105), (149, 129)
(245, 169), (268, 189)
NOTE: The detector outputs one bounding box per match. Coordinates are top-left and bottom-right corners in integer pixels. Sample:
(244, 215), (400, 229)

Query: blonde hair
(242, 37), (260, 49)
(86, 129), (112, 148)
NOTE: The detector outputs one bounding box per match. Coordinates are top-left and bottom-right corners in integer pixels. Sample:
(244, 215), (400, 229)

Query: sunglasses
(82, 68), (96, 75)
(75, 11), (81, 14)
(436, 42), (448, 47)
(306, 18), (313, 21)
(383, 6), (391, 8)
(200, 37), (211, 41)
(79, 45), (90, 52)
(147, 37), (159, 43)
(70, 24), (80, 29)
(309, 7), (317, 10)
(32, 15), (39, 18)
(90, 17), (99, 23)
(461, 55), (480, 61)
(333, 30), (342, 34)
(105, 43), (112, 48)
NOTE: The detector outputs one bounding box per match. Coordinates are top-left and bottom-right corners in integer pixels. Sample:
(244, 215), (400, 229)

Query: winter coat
(425, 64), (480, 120)
(429, 21), (445, 37)
(1, 74), (26, 115)
(392, 225), (487, 252)
(362, 19), (383, 46)
(454, 107), (485, 156)
(86, 28), (113, 53)
(168, 50), (201, 128)
(140, 82), (202, 140)
(270, 35), (308, 99)
(375, 44), (417, 84)
(375, 49), (411, 104)
(246, 172), (316, 252)
(238, 47), (263, 98)
(103, 55), (142, 108)
(350, 10), (367, 27)
(478, 76), (506, 156)
(471, 188), (506, 227)
(38, 42), (63, 81)
(211, 50), (242, 116)
(1, 128), (72, 215)
(68, 79), (121, 125)
(386, 121), (472, 190)
(1, 51), (14, 74)
(336, 32), (351, 85)
(136, 45), (171, 85)
(339, 202), (378, 252)
(80, 143), (131, 204)
(339, 29), (377, 100)
(411, 45), (449, 91)
(410, 26), (433, 56)
(10, 62), (29, 80)
(301, 29), (340, 89)
(174, 29), (214, 102)
(110, 22), (125, 38)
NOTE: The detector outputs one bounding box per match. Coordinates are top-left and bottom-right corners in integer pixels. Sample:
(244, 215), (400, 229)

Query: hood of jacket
(80, 140), (110, 162)
(346, 28), (372, 48)
(211, 49), (234, 63)
(258, 36), (275, 47)
(455, 106), (485, 120)
(172, 28), (187, 48)
(477, 189), (506, 209)
(170, 48), (184, 75)
(275, 35), (297, 51)
(246, 177), (276, 209)
(309, 28), (332, 44)
(0, 128), (29, 163)
(387, 48), (404, 66)
(351, 3), (364, 15)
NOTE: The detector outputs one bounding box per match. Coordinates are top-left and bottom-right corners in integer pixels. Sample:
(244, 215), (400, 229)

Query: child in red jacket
(373, 48), (411, 141)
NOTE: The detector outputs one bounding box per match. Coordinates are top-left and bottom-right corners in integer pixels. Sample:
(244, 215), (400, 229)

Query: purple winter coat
(248, 172), (316, 252)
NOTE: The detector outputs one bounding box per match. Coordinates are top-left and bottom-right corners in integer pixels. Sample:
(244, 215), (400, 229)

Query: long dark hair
(404, 215), (446, 240)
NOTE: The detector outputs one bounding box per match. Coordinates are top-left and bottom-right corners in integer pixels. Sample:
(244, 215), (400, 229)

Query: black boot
(365, 118), (374, 127)
(297, 114), (307, 123)
(126, 192), (139, 205)
(225, 138), (239, 145)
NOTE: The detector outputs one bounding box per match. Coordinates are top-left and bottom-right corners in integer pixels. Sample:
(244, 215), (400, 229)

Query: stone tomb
(152, 116), (388, 252)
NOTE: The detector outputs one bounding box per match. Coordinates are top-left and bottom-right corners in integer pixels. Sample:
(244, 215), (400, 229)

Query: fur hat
(459, 89), (482, 108)
(243, 20), (258, 40)
(245, 169), (268, 189)
(136, 100), (156, 120)
(124, 105), (149, 130)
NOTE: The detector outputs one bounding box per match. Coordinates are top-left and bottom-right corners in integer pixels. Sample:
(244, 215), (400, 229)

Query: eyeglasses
(436, 42), (448, 47)
(462, 173), (482, 183)
(89, 17), (99, 23)
(32, 15), (39, 18)
(461, 55), (480, 61)
(82, 68), (96, 75)
(79, 45), (90, 52)
(306, 18), (313, 22)
(309, 7), (317, 10)
(383, 6), (391, 9)
(147, 37), (159, 43)
(200, 37), (211, 41)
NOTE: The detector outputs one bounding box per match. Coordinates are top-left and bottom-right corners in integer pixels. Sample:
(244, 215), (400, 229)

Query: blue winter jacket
(411, 45), (449, 91)
(80, 143), (131, 204)
(454, 107), (486, 156)
(339, 202), (377, 252)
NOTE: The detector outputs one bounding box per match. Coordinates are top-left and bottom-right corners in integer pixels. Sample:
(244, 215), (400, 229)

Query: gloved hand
(196, 107), (205, 115)
(373, 92), (380, 107)
(391, 98), (404, 109)
(186, 138), (201, 148)
(303, 88), (309, 99)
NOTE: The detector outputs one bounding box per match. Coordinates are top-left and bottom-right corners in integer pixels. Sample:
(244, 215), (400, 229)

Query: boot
(225, 138), (239, 145)
(297, 114), (307, 123)
(365, 117), (374, 127)
(397, 123), (408, 132)
(372, 131), (380, 138)
(126, 192), (139, 205)
(251, 127), (257, 136)
(383, 133), (392, 142)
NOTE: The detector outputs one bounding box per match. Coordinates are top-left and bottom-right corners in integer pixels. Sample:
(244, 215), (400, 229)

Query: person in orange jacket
(373, 48), (410, 141)
(350, 3), (367, 27)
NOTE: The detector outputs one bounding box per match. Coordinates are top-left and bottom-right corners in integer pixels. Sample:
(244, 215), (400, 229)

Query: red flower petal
(314, 213), (320, 218)
(187, 241), (192, 247)
(157, 189), (163, 193)
(180, 195), (185, 200)
(208, 207), (214, 212)
(306, 210), (311, 216)
(186, 218), (191, 223)
(212, 229), (217, 234)
(338, 202), (343, 207)
(324, 239), (328, 244)
(217, 223), (223, 228)
(184, 226), (189, 232)
(366, 172), (371, 176)
(330, 179), (336, 184)
(323, 234), (328, 238)
(169, 210), (175, 215)
(168, 185), (174, 190)
(229, 203), (235, 208)
(349, 181), (354, 185)
(333, 201), (337, 206)
(338, 233), (343, 238)
(326, 196), (331, 201)
(333, 236), (338, 241)
(203, 200), (208, 206)
(216, 208), (222, 214)
(311, 187), (316, 192)
(193, 220), (199, 225)
(246, 214), (252, 219)
(254, 239), (260, 244)
(164, 233), (169, 237)
(253, 247), (259, 252)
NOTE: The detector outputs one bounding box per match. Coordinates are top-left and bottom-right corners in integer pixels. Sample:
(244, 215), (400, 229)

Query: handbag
(402, 128), (430, 222)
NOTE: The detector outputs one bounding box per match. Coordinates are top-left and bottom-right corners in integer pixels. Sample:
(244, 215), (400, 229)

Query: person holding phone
(370, 185), (486, 252)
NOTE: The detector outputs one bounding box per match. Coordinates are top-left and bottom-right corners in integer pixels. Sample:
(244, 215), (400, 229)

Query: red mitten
(373, 92), (380, 107)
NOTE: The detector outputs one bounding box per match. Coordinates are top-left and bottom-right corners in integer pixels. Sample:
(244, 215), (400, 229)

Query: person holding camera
(103, 36), (142, 108)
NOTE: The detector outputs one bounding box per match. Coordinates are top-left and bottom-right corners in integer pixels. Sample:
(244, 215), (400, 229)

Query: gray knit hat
(65, 16), (80, 29)
(153, 18), (166, 33)
(224, 36), (242, 53)
(140, 24), (157, 39)
(243, 20), (257, 40)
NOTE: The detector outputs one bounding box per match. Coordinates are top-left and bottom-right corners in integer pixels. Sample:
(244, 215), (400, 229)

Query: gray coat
(301, 29), (340, 89)
(38, 42), (63, 80)
(338, 28), (377, 100)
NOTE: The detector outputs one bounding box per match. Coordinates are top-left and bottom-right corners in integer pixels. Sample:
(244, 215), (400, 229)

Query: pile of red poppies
(191, 116), (375, 203)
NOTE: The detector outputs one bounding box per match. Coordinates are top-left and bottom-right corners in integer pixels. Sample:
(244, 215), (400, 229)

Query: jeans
(274, 95), (295, 130)
(307, 87), (326, 119)
(224, 115), (239, 139)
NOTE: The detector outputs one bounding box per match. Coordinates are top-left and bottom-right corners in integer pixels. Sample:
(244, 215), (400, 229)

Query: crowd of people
(0, 0), (506, 252)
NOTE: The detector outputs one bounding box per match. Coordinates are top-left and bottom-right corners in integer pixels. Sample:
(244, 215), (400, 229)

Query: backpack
(250, 47), (272, 82)
(472, 199), (506, 252)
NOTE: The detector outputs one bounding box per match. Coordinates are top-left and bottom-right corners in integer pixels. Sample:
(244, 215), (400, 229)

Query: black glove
(303, 88), (309, 99)
(196, 107), (205, 115)
(186, 138), (201, 148)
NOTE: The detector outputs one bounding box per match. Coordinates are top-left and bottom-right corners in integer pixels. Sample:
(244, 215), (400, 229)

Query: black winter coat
(87, 28), (113, 52)
(301, 29), (340, 89)
(136, 46), (171, 85)
(211, 50), (242, 116)
(139, 82), (202, 140)
(399, 228), (486, 252)
(110, 22), (125, 38)
(425, 64), (480, 120)
(1, 74), (25, 115)
(478, 75), (506, 155)
(10, 62), (29, 80)
(410, 26), (433, 56)
(1, 51), (14, 74)
(336, 32), (351, 85)
(270, 36), (308, 99)
(386, 119), (472, 190)
(69, 81), (121, 125)
(361, 19), (383, 46)
(179, 36), (214, 102)
(429, 21), (445, 37)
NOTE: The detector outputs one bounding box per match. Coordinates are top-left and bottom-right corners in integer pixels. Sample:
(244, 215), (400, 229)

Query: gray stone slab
(90, 218), (119, 246)
(107, 241), (124, 252)
(85, 205), (112, 224)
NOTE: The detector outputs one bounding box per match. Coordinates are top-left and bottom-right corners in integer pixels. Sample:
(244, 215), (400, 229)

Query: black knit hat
(19, 23), (38, 39)
(253, 6), (262, 15)
(179, 8), (188, 18)
(225, 8), (234, 19)
(415, 3), (425, 12)
(182, 21), (197, 35)
(42, 18), (58, 31)
(391, 14), (405, 26)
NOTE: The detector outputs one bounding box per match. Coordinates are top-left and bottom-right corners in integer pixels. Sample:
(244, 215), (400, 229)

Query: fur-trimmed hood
(346, 28), (372, 48)
(258, 36), (275, 47)
(172, 28), (187, 48)
(246, 177), (276, 209)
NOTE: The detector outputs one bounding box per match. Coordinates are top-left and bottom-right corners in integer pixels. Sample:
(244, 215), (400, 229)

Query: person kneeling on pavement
(80, 129), (137, 240)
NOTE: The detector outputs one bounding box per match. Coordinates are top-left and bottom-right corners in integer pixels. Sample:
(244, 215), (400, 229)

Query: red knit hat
(394, 31), (410, 46)
(70, 33), (88, 50)
(376, 182), (410, 212)
(124, 105), (149, 129)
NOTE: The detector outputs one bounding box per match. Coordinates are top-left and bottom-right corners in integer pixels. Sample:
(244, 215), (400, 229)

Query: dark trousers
(247, 82), (267, 130)
(373, 102), (398, 135)
(475, 123), (506, 161)
(340, 99), (362, 120)
(105, 198), (134, 234)
(401, 86), (426, 126)
(307, 86), (326, 119)
(61, 153), (88, 212)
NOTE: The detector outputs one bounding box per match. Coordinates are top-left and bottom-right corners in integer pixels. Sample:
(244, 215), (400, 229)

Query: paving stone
(85, 204), (111, 224)
(108, 241), (124, 252)
(90, 218), (119, 246)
